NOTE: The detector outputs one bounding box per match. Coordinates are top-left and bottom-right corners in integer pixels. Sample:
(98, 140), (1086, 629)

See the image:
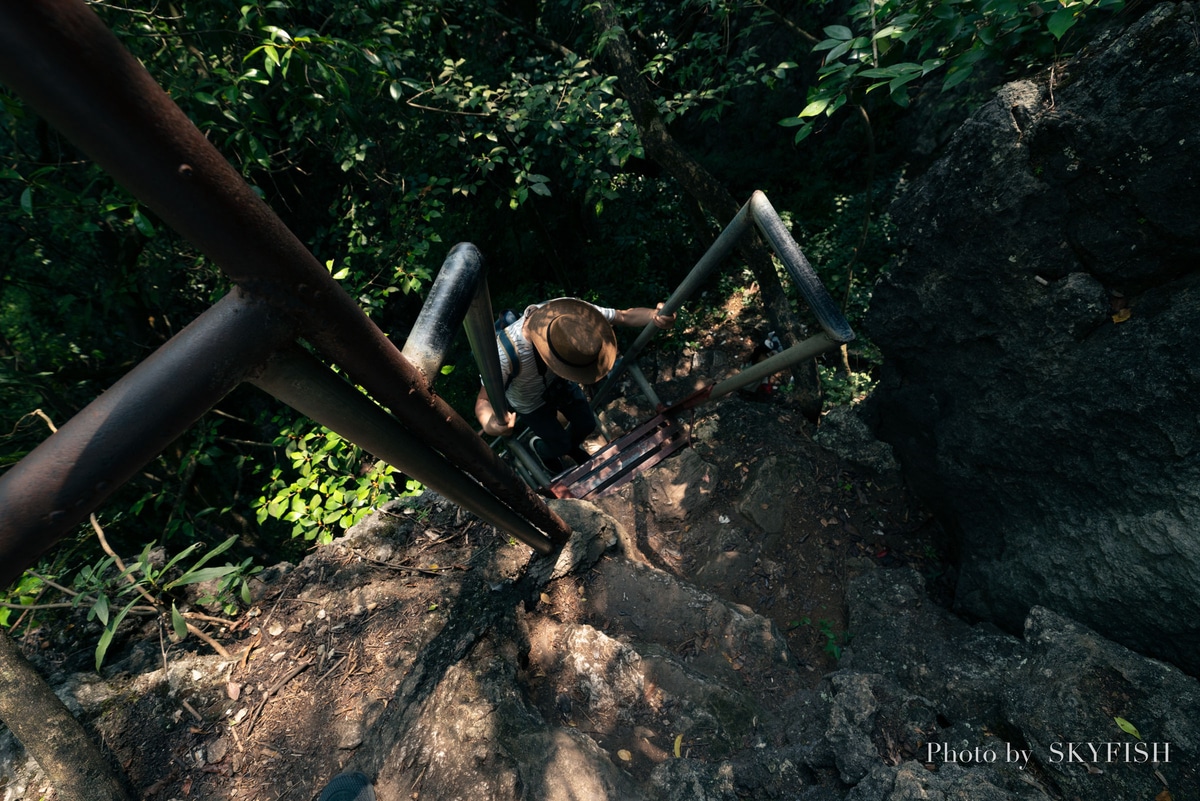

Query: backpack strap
(497, 327), (521, 388)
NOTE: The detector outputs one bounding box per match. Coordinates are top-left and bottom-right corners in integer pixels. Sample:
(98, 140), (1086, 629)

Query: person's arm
(475, 385), (517, 437)
(612, 303), (675, 329)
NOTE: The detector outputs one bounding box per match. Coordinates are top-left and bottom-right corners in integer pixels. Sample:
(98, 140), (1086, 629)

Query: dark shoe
(317, 771), (375, 801)
(530, 435), (564, 474)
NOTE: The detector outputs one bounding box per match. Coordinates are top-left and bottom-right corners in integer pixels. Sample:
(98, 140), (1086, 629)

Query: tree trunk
(589, 0), (823, 420)
(0, 630), (134, 801)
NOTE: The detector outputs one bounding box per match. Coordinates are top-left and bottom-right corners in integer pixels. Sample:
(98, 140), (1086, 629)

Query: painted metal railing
(0, 0), (569, 588)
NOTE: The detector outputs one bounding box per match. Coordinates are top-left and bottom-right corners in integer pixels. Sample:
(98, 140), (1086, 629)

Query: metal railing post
(591, 190), (854, 411)
(402, 243), (487, 382)
(706, 332), (841, 401)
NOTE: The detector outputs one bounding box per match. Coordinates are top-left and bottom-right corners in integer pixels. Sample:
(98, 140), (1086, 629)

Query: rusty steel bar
(250, 348), (557, 553)
(0, 291), (295, 588)
(0, 0), (570, 550)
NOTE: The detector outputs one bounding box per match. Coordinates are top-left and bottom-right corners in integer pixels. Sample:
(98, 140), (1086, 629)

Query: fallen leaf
(1157, 790), (1173, 801)
(1112, 308), (1132, 323)
(540, 592), (552, 605)
(1115, 716), (1142, 740)
(618, 749), (632, 761)
(674, 734), (683, 758)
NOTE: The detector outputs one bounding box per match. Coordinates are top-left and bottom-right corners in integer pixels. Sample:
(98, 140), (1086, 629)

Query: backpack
(495, 309), (521, 388)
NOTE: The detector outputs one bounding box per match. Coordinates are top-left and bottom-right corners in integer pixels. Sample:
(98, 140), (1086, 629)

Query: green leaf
(1114, 716), (1142, 740)
(826, 38), (857, 62)
(858, 67), (904, 79)
(799, 98), (831, 118)
(167, 565), (239, 587)
(1047, 7), (1078, 39)
(823, 25), (854, 40)
(941, 64), (975, 91)
(131, 207), (156, 238)
(171, 602), (188, 640)
(93, 593), (110, 626)
(19, 187), (32, 216)
(95, 600), (136, 671)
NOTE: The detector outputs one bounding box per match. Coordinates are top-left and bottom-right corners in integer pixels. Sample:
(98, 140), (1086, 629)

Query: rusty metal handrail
(0, 291), (293, 578)
(0, 0), (570, 586)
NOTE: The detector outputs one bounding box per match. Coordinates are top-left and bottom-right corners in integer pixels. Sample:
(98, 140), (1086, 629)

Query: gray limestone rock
(866, 2), (1200, 674)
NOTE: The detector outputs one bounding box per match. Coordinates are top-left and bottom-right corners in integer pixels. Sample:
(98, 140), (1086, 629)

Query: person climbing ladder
(474, 297), (675, 473)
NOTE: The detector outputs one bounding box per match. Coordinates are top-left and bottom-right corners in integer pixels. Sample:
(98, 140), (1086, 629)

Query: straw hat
(525, 298), (617, 385)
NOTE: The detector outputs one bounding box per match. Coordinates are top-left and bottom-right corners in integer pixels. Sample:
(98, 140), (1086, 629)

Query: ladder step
(549, 413), (690, 500)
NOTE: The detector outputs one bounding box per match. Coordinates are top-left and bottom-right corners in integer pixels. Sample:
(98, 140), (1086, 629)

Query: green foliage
(818, 361), (877, 406)
(77, 536), (245, 669)
(1, 534), (259, 670)
(253, 414), (421, 545)
(781, 0), (1124, 142)
(818, 618), (850, 661)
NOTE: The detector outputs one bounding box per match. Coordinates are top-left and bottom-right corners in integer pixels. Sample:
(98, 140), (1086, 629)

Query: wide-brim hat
(525, 298), (617, 385)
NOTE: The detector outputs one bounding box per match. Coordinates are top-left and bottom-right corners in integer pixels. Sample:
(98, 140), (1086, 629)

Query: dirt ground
(6, 300), (948, 801)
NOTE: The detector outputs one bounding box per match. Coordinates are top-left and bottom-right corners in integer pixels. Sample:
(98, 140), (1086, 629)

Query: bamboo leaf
(171, 602), (189, 640)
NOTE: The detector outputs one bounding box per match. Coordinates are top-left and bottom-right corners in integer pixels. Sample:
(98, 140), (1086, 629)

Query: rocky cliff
(867, 1), (1200, 675)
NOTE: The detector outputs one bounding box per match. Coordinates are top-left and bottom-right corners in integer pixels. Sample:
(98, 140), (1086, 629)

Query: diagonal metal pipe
(0, 291), (295, 588)
(0, 0), (570, 552)
(250, 348), (556, 553)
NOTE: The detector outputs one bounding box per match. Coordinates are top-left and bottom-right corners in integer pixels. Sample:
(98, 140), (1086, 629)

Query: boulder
(866, 2), (1200, 673)
(841, 567), (1200, 799)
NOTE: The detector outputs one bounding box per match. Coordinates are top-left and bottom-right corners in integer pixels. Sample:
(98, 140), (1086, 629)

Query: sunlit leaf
(1115, 716), (1142, 740)
(799, 98), (830, 118)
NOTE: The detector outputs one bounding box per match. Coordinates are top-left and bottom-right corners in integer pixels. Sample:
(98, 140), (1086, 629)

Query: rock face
(866, 2), (1200, 674)
(842, 569), (1200, 800)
